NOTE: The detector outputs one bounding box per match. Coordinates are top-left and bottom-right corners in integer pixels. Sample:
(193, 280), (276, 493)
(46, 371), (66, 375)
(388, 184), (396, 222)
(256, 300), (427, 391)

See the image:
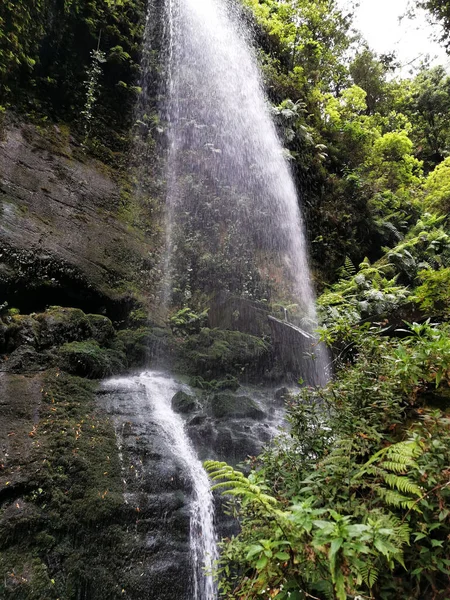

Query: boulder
(171, 390), (198, 414)
(210, 392), (266, 420)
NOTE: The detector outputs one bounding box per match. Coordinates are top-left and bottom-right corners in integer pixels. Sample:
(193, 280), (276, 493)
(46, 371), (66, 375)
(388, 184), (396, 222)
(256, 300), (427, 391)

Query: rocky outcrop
(0, 123), (160, 320)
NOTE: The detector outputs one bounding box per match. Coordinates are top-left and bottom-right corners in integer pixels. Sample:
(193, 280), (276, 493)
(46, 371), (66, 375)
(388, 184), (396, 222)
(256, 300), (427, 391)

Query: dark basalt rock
(210, 392), (266, 420)
(274, 386), (292, 405)
(100, 382), (195, 600)
(171, 390), (198, 414)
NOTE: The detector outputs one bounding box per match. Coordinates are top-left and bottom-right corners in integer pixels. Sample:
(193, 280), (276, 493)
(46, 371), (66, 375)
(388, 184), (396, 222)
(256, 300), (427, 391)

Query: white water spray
(163, 0), (329, 382)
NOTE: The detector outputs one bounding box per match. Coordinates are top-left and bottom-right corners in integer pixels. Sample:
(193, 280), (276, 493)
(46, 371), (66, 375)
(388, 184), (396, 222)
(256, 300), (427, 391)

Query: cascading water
(104, 372), (218, 600)
(138, 372), (218, 600)
(162, 0), (329, 383)
(119, 0), (330, 596)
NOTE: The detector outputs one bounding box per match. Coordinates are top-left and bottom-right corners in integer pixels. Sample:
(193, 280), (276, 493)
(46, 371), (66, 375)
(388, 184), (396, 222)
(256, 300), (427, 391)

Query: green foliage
(393, 66), (450, 170)
(0, 0), (146, 146)
(208, 319), (450, 599)
(364, 131), (423, 191)
(423, 155), (450, 213)
(81, 48), (106, 145)
(58, 340), (125, 378)
(413, 267), (450, 317)
(169, 306), (209, 336)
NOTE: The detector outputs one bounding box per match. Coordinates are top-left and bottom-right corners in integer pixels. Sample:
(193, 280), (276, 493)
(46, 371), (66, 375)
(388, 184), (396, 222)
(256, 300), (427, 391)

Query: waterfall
(138, 372), (218, 599)
(104, 372), (218, 600)
(124, 0), (331, 595)
(161, 0), (329, 382)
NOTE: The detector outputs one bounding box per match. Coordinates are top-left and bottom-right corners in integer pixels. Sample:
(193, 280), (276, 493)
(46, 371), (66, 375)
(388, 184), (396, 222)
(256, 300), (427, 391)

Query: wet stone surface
(100, 371), (289, 599)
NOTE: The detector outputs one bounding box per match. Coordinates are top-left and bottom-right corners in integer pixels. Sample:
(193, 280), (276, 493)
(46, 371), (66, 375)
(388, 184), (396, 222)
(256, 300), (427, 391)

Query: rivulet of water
(131, 371), (218, 599)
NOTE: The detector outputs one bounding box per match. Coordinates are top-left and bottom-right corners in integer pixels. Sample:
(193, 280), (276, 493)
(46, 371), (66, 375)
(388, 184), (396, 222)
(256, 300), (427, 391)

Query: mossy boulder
(1, 314), (40, 351)
(171, 390), (199, 414)
(116, 326), (175, 368)
(86, 314), (115, 345)
(58, 340), (126, 378)
(179, 328), (270, 378)
(210, 393), (266, 420)
(3, 345), (53, 373)
(36, 307), (92, 348)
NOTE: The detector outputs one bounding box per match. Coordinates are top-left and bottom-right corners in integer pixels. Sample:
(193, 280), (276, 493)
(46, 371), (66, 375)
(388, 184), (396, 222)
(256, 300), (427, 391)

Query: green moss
(116, 326), (175, 368)
(36, 307), (92, 348)
(189, 374), (240, 391)
(0, 371), (130, 599)
(127, 307), (149, 327)
(179, 327), (270, 378)
(58, 340), (125, 378)
(86, 314), (115, 345)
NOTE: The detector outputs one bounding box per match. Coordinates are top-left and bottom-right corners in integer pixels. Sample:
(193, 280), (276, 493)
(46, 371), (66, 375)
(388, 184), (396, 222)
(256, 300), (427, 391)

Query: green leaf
(329, 538), (343, 560)
(256, 555), (268, 570)
(246, 544), (263, 559)
(275, 551), (290, 560)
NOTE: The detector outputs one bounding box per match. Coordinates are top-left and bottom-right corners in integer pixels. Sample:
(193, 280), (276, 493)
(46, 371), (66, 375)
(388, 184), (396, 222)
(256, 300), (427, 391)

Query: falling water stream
(105, 372), (218, 600)
(138, 373), (218, 600)
(164, 0), (318, 315)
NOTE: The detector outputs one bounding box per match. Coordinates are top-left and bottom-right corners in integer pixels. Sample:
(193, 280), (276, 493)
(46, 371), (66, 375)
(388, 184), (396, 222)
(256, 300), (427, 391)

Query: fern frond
(359, 562), (379, 588)
(376, 488), (421, 511)
(382, 473), (422, 496)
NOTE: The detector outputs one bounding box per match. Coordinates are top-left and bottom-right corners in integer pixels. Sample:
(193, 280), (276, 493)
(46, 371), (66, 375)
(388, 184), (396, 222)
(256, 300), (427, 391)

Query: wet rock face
(0, 124), (158, 318)
(100, 382), (195, 600)
(99, 372), (288, 600)
(171, 390), (199, 414)
(210, 392), (266, 420)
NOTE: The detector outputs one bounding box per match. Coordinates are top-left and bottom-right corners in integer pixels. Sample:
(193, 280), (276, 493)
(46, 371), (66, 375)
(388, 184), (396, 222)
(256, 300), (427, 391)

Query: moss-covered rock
(116, 326), (175, 368)
(58, 341), (126, 378)
(171, 390), (199, 414)
(36, 307), (92, 348)
(2, 314), (40, 351)
(178, 327), (270, 378)
(3, 345), (53, 373)
(86, 314), (115, 345)
(0, 371), (133, 599)
(210, 393), (266, 420)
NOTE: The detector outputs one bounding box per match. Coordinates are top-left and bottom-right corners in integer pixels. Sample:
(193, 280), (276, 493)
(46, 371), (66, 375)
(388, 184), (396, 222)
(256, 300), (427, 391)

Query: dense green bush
(207, 321), (450, 599)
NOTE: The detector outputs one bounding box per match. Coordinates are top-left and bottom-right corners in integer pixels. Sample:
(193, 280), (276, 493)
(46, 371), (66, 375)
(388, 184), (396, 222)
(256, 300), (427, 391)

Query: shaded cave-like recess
(0, 280), (136, 325)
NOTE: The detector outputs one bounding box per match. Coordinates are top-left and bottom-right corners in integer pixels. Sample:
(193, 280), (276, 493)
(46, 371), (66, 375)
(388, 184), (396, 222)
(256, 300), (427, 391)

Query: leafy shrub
(207, 322), (450, 599)
(413, 267), (450, 317)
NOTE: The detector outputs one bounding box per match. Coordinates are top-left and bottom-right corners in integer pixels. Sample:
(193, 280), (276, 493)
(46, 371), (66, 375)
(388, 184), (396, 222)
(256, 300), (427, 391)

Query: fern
(205, 461), (279, 511)
(339, 255), (356, 279)
(353, 440), (424, 512)
(358, 561), (379, 587)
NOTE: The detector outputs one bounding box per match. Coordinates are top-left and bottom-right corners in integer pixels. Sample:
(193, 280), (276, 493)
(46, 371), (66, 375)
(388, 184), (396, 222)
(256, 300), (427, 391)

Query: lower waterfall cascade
(104, 371), (219, 600)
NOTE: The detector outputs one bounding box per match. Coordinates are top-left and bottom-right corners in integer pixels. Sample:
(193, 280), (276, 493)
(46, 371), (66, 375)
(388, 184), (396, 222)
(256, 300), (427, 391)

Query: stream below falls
(101, 370), (287, 599)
